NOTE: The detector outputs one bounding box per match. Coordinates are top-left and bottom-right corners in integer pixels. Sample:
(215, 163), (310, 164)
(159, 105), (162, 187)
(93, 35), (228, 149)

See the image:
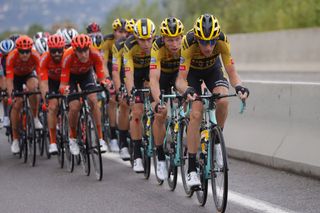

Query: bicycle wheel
(166, 124), (177, 191)
(211, 126), (228, 213)
(196, 153), (208, 206)
(142, 140), (151, 179)
(42, 112), (51, 159)
(179, 119), (194, 197)
(128, 138), (134, 168)
(61, 111), (74, 172)
(38, 110), (45, 156)
(57, 115), (64, 169)
(26, 109), (36, 167)
(101, 99), (111, 151)
(87, 113), (103, 181)
(78, 115), (90, 176)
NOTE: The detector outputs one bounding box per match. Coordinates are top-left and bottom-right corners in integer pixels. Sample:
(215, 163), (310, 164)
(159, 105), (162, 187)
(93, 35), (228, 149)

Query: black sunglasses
(18, 49), (31, 54)
(49, 48), (64, 54)
(198, 39), (217, 46)
(75, 47), (89, 53)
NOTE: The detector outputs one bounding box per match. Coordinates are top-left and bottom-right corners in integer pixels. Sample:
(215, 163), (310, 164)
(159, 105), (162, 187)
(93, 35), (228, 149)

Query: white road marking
(243, 79), (320, 86)
(103, 153), (298, 213)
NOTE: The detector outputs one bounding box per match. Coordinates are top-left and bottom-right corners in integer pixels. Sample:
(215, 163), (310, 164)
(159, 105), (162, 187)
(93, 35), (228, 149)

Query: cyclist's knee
(216, 98), (229, 109)
(69, 101), (80, 112)
(48, 102), (58, 113)
(131, 109), (142, 121)
(190, 110), (202, 121)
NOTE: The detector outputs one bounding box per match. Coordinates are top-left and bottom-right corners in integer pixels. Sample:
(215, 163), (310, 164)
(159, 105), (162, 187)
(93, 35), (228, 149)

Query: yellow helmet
(112, 18), (126, 31)
(133, 18), (156, 39)
(125, 18), (136, 33)
(193, 14), (220, 40)
(160, 17), (184, 37)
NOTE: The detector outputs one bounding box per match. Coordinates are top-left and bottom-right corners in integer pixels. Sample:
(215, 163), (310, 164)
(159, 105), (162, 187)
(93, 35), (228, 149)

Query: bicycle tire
(101, 99), (111, 151)
(26, 109), (36, 167)
(78, 115), (90, 176)
(128, 138), (134, 168)
(166, 123), (177, 191)
(87, 113), (103, 181)
(38, 110), (45, 156)
(211, 126), (228, 213)
(57, 115), (64, 169)
(179, 119), (194, 197)
(61, 111), (74, 172)
(142, 140), (151, 179)
(196, 155), (208, 206)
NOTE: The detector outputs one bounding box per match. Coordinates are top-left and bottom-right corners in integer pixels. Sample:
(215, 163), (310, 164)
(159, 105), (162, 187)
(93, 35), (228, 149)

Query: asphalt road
(0, 128), (319, 213)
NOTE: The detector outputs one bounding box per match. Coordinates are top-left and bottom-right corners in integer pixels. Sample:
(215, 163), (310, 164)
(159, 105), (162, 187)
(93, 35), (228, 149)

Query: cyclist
(0, 39), (15, 127)
(149, 17), (184, 180)
(34, 37), (48, 55)
(9, 34), (20, 43)
(101, 18), (128, 152)
(124, 18), (156, 172)
(86, 22), (101, 35)
(175, 14), (249, 187)
(61, 28), (78, 49)
(39, 34), (66, 154)
(111, 18), (136, 160)
(59, 34), (114, 155)
(6, 35), (43, 154)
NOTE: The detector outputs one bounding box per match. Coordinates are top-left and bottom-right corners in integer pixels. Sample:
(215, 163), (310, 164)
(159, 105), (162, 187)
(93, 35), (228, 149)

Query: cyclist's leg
(108, 95), (119, 151)
(47, 79), (60, 153)
(185, 69), (204, 186)
(0, 74), (8, 125)
(10, 75), (27, 153)
(204, 60), (230, 129)
(118, 70), (130, 157)
(82, 71), (108, 152)
(26, 73), (42, 128)
(118, 99), (130, 157)
(107, 64), (119, 151)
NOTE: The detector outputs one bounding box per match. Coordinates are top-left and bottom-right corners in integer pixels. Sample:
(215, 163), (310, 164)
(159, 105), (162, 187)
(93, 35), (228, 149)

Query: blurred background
(0, 0), (319, 39)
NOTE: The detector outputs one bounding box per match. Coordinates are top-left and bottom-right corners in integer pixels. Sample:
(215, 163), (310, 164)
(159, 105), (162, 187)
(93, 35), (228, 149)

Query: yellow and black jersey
(179, 31), (232, 71)
(123, 35), (151, 72)
(150, 36), (180, 74)
(102, 33), (115, 66)
(112, 37), (126, 73)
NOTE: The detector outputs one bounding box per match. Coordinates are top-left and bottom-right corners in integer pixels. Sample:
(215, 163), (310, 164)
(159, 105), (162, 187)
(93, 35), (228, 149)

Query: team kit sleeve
(179, 36), (192, 72)
(150, 43), (161, 71)
(123, 44), (134, 73)
(91, 49), (106, 80)
(39, 53), (49, 81)
(218, 35), (233, 66)
(60, 52), (72, 84)
(5, 51), (15, 79)
(112, 44), (122, 73)
(31, 50), (41, 75)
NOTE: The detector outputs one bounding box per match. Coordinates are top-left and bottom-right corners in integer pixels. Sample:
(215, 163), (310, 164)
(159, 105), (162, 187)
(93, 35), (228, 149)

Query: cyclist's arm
(123, 47), (134, 96)
(111, 44), (122, 92)
(92, 49), (107, 82)
(39, 53), (49, 100)
(6, 52), (15, 97)
(60, 53), (71, 89)
(219, 40), (242, 87)
(175, 46), (191, 94)
(149, 47), (161, 103)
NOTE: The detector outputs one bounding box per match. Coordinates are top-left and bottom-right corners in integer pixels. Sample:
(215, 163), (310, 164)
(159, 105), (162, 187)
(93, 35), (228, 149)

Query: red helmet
(47, 34), (65, 49)
(86, 22), (101, 34)
(71, 34), (92, 49)
(15, 35), (33, 50)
